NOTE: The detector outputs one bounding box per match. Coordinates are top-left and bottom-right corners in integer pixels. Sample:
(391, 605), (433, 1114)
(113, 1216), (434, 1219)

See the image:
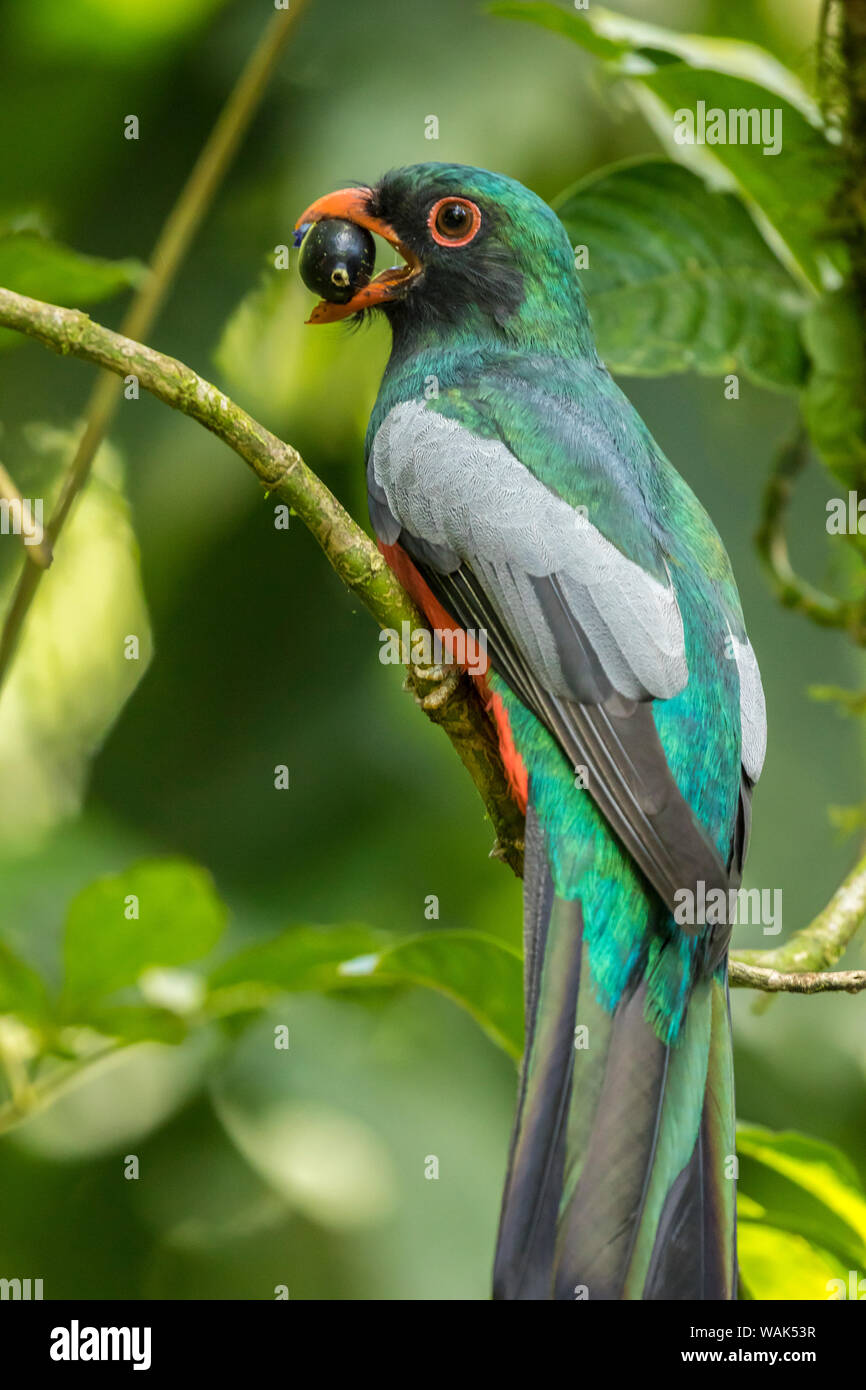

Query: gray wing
(369, 401), (746, 936)
(371, 401), (687, 704)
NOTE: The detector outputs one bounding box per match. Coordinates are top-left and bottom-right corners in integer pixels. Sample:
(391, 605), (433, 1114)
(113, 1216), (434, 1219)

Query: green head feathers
(368, 162), (596, 355)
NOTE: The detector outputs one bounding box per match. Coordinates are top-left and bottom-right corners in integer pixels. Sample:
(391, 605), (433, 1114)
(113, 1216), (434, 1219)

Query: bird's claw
(409, 661), (461, 710)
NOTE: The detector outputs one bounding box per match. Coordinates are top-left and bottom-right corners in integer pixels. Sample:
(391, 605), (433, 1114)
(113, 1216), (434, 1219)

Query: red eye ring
(428, 197), (482, 247)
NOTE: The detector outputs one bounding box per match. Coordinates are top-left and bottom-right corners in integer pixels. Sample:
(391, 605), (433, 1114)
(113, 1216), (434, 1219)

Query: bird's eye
(429, 197), (482, 247)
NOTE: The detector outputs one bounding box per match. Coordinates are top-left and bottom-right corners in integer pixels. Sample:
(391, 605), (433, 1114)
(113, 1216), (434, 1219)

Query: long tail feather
(493, 807), (583, 1299)
(554, 980), (670, 1300)
(493, 810), (736, 1300)
(641, 979), (737, 1298)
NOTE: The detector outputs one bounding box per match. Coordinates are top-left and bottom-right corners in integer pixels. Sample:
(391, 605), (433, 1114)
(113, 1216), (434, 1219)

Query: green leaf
(0, 435), (153, 843)
(557, 158), (808, 388)
(0, 230), (143, 350)
(636, 67), (842, 293)
(495, 3), (843, 291)
(491, 4), (820, 115)
(75, 1005), (189, 1045)
(209, 924), (383, 999)
(342, 930), (524, 1061)
(489, 2), (630, 60)
(737, 1224), (848, 1300)
(62, 858), (228, 1010)
(215, 926), (524, 1059)
(737, 1124), (866, 1278)
(0, 941), (50, 1024)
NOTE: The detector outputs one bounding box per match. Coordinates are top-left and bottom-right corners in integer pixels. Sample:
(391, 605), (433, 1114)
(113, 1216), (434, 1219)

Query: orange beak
(294, 186), (422, 323)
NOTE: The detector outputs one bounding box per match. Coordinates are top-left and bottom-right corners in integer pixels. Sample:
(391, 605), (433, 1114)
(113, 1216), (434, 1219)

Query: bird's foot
(408, 661), (461, 710)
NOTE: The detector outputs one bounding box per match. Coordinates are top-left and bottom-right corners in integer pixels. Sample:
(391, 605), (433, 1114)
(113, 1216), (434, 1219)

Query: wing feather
(368, 400), (757, 920)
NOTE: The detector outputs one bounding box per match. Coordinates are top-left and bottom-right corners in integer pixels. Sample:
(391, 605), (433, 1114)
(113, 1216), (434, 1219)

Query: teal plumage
(297, 163), (765, 1299)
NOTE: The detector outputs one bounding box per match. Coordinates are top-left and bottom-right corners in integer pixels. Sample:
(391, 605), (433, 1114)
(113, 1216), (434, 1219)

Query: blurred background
(0, 0), (863, 1299)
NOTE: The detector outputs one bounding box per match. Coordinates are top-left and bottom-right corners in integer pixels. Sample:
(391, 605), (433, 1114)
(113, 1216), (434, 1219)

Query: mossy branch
(730, 849), (866, 992)
(0, 284), (525, 875)
(728, 961), (866, 993)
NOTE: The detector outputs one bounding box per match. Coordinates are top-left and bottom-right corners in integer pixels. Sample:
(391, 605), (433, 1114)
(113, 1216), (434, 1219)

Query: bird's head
(294, 163), (593, 354)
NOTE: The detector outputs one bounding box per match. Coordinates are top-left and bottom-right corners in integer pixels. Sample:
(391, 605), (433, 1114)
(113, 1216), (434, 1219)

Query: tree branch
(0, 284), (525, 875)
(730, 848), (866, 988)
(728, 961), (866, 993)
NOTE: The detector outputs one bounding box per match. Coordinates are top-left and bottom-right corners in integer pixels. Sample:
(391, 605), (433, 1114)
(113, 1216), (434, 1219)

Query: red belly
(380, 540), (528, 813)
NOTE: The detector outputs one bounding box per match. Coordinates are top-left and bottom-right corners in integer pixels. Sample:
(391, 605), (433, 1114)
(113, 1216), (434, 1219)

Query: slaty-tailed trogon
(295, 164), (766, 1301)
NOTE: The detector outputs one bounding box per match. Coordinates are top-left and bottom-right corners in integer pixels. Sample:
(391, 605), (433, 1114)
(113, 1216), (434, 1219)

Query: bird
(295, 163), (766, 1300)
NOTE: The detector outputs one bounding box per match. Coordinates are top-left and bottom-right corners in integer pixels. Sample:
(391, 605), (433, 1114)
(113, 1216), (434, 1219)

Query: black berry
(298, 219), (376, 304)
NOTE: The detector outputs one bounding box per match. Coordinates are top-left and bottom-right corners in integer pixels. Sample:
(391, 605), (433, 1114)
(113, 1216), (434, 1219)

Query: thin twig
(730, 846), (866, 998)
(0, 1043), (119, 1138)
(729, 961), (866, 992)
(754, 429), (866, 641)
(0, 0), (309, 690)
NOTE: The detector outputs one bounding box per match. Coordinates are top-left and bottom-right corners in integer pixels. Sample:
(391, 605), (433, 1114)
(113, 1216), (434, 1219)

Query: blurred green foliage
(0, 0), (864, 1300)
(555, 159), (809, 387)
